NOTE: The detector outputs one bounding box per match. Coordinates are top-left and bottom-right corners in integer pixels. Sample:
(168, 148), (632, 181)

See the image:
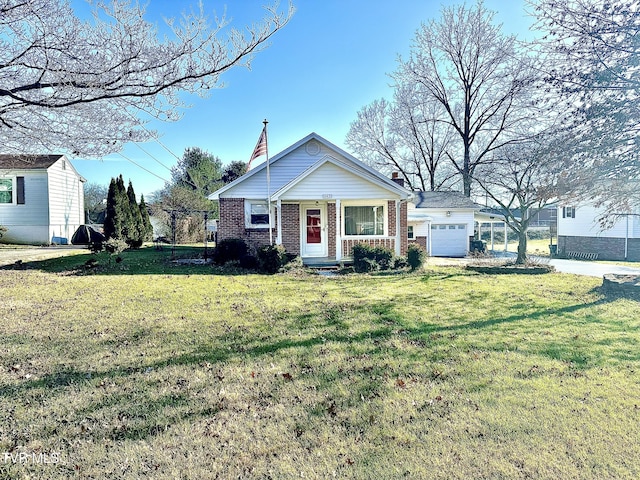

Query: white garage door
(431, 224), (468, 257)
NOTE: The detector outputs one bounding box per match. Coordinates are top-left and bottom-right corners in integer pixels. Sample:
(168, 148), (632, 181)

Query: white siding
(0, 170), (49, 227)
(1, 225), (49, 245)
(47, 158), (84, 243)
(221, 138), (404, 200)
(557, 204), (639, 239)
(222, 144), (322, 198)
(281, 162), (399, 200)
(409, 204), (475, 233)
(0, 170), (51, 243)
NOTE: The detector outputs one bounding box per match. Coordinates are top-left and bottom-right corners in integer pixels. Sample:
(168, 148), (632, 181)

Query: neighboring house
(209, 133), (411, 263)
(408, 191), (482, 257)
(0, 154), (85, 245)
(557, 202), (640, 261)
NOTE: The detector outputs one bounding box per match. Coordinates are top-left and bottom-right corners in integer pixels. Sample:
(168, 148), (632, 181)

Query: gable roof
(413, 191), (481, 209)
(209, 132), (411, 200)
(271, 154), (406, 200)
(0, 154), (64, 170)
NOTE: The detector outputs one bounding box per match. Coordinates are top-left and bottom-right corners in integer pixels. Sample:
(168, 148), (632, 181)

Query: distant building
(0, 155), (85, 245)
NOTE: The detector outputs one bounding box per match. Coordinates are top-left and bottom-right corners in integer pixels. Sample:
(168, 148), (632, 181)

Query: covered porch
(272, 198), (407, 262)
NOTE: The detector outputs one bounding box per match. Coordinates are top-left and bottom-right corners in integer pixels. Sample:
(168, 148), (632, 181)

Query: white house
(557, 202), (640, 261)
(408, 191), (481, 257)
(209, 133), (411, 263)
(0, 154), (85, 245)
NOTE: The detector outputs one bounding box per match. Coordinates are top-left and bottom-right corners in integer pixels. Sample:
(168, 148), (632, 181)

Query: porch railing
(342, 237), (396, 255)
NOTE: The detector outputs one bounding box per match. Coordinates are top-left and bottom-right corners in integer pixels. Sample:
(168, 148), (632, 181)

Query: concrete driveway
(0, 245), (87, 266)
(548, 258), (640, 278)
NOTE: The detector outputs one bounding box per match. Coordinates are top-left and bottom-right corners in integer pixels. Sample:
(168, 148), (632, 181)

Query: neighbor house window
(245, 200), (270, 228)
(408, 225), (414, 239)
(562, 207), (576, 218)
(0, 177), (23, 204)
(344, 205), (384, 236)
(0, 178), (12, 203)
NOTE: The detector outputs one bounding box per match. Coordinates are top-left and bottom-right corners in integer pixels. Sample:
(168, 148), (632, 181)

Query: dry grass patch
(0, 252), (639, 478)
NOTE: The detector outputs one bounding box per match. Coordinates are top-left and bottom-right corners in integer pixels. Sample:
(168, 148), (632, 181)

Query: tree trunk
(516, 230), (528, 265)
(463, 144), (472, 197)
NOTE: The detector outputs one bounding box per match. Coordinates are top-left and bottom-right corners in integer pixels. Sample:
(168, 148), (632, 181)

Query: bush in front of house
(407, 243), (427, 271)
(352, 243), (396, 273)
(257, 244), (288, 274)
(213, 238), (249, 265)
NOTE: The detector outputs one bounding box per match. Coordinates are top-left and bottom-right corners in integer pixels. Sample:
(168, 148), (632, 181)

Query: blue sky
(70, 0), (534, 198)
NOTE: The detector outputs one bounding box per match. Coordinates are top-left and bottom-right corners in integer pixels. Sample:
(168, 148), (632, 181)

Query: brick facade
(558, 235), (640, 261)
(409, 236), (428, 251)
(327, 203), (336, 258)
(280, 203), (300, 255)
(218, 198), (277, 253)
(218, 198), (409, 258)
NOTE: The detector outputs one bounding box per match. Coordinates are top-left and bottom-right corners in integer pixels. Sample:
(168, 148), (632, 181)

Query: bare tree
(346, 87), (457, 192)
(0, 0), (293, 157)
(398, 1), (538, 197)
(530, 0), (640, 211)
(474, 138), (564, 264)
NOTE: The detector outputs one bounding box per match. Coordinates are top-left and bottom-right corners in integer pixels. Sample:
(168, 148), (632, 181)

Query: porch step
(302, 257), (353, 268)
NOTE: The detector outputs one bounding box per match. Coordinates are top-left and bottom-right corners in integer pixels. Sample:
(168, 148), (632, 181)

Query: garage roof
(413, 191), (481, 209)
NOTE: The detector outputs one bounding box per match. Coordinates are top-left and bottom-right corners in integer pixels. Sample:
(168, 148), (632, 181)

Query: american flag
(247, 126), (267, 170)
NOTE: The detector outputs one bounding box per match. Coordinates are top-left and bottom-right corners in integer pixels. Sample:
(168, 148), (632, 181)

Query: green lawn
(1, 247), (639, 479)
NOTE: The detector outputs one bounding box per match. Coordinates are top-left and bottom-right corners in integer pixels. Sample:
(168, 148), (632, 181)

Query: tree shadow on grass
(0, 286), (635, 447)
(0, 246), (249, 276)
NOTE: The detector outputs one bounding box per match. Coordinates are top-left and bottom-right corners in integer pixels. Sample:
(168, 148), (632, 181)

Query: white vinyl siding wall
(0, 171), (49, 226)
(221, 145), (403, 201)
(282, 162), (396, 200)
(47, 159), (84, 242)
(222, 145), (322, 199)
(557, 205), (640, 239)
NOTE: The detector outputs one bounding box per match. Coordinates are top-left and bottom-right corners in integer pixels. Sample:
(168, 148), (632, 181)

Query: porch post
(490, 222), (495, 251)
(395, 200), (401, 256)
(276, 198), (282, 245)
(335, 198), (342, 260)
(504, 222), (508, 251)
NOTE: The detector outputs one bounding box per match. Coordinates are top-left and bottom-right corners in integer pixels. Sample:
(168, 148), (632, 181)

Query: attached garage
(430, 223), (468, 257)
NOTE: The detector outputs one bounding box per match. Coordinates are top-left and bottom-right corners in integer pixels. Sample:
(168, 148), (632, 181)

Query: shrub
(352, 243), (375, 273)
(257, 244), (287, 274)
(238, 254), (259, 270)
(0, 225), (7, 238)
(393, 255), (408, 269)
(213, 238), (248, 265)
(372, 246), (394, 270)
(352, 243), (395, 273)
(407, 244), (426, 271)
(104, 238), (127, 255)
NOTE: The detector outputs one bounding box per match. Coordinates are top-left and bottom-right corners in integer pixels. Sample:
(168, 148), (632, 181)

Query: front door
(301, 204), (327, 257)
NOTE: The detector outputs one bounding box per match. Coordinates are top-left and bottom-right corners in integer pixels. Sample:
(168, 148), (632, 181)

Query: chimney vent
(391, 171), (405, 187)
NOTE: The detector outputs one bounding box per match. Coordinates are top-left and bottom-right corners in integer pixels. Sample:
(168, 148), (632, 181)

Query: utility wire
(117, 152), (169, 183)
(133, 142), (173, 172)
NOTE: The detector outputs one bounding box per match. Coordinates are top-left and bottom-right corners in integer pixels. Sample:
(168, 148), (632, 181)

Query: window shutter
(16, 176), (25, 204)
(562, 207), (566, 218)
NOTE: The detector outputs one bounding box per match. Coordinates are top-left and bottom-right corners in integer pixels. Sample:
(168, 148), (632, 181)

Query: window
(16, 177), (25, 204)
(562, 207), (576, 219)
(245, 200), (270, 228)
(0, 178), (12, 203)
(344, 205), (384, 235)
(0, 177), (25, 205)
(408, 225), (414, 239)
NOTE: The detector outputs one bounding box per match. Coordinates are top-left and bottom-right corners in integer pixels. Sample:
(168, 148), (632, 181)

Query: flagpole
(264, 119), (272, 246)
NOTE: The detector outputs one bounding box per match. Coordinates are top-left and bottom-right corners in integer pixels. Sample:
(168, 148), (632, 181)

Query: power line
(117, 152), (169, 183)
(133, 142), (173, 172)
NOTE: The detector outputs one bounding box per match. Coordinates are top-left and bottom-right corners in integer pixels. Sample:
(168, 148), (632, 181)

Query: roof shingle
(0, 154), (64, 170)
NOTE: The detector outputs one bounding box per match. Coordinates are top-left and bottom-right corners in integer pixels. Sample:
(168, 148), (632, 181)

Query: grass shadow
(0, 245), (247, 276)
